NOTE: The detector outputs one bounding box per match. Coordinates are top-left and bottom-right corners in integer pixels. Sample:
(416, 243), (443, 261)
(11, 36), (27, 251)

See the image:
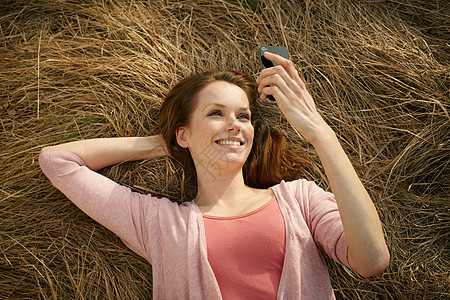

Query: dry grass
(1, 0), (449, 298)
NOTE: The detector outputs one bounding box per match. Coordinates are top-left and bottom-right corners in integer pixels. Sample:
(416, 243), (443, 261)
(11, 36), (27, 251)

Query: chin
(192, 144), (251, 172)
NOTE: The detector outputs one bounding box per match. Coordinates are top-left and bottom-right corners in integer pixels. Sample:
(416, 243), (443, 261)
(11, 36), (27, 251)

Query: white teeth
(217, 140), (241, 146)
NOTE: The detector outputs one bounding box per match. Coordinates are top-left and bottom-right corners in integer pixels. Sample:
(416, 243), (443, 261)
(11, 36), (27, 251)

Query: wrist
(139, 135), (167, 160)
(309, 129), (348, 167)
(304, 125), (337, 148)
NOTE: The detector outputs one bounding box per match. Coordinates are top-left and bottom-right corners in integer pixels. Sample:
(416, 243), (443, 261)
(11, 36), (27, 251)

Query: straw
(1, 0), (448, 298)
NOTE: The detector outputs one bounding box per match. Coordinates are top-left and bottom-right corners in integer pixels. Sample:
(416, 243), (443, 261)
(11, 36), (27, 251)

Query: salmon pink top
(203, 195), (285, 299)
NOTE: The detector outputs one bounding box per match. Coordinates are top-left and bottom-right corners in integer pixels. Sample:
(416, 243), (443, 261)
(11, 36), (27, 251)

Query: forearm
(311, 128), (389, 277)
(256, 51), (389, 276)
(40, 135), (167, 171)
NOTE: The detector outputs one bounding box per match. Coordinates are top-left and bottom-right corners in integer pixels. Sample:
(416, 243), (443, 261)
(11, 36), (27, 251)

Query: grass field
(1, 0), (448, 298)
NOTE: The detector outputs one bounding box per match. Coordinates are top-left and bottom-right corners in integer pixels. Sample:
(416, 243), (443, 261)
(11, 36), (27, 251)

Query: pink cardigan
(39, 151), (351, 299)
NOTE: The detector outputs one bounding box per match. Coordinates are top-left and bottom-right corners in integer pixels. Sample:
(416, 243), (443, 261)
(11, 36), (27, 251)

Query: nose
(226, 116), (241, 133)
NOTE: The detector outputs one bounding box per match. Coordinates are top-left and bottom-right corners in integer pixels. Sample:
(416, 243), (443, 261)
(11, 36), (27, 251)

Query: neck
(194, 166), (253, 208)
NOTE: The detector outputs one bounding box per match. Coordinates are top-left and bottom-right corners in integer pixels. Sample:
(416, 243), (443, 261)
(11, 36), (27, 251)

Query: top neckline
(201, 195), (276, 220)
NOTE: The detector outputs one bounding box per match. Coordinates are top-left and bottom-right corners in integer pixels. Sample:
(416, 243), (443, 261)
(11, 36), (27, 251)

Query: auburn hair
(158, 71), (303, 198)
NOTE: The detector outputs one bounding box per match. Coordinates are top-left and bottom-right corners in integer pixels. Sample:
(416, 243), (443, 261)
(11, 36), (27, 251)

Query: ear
(175, 126), (190, 148)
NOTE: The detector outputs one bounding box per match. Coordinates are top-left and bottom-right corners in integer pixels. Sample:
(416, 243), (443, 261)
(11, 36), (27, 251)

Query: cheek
(192, 121), (219, 144)
(243, 124), (254, 142)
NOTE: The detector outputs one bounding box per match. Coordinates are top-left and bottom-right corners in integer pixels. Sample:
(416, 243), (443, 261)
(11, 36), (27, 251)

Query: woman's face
(176, 80), (254, 175)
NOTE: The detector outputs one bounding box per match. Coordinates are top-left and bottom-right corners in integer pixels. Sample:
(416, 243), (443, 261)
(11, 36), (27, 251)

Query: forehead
(194, 81), (250, 110)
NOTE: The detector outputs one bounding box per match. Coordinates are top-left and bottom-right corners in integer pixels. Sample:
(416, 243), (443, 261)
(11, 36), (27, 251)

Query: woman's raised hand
(256, 52), (333, 144)
(257, 52), (390, 277)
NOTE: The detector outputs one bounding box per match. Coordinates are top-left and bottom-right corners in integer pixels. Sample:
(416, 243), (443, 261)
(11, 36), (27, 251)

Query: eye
(238, 113), (251, 120)
(208, 110), (222, 116)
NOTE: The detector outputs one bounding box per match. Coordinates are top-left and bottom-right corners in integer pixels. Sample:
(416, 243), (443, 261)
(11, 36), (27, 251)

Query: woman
(39, 52), (389, 299)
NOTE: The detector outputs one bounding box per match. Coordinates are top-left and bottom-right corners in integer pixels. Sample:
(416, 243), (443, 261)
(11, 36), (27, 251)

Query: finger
(258, 72), (294, 99)
(260, 85), (298, 118)
(263, 51), (296, 76)
(258, 64), (306, 94)
(259, 92), (277, 103)
(260, 84), (288, 104)
(258, 70), (305, 107)
(259, 71), (317, 115)
(257, 66), (297, 94)
(261, 52), (307, 89)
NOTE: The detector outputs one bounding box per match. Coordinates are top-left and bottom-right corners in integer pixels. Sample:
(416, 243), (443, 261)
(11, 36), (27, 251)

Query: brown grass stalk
(1, 0), (448, 298)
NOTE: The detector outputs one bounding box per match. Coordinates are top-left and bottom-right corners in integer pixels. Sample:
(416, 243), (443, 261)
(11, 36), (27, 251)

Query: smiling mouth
(215, 140), (244, 146)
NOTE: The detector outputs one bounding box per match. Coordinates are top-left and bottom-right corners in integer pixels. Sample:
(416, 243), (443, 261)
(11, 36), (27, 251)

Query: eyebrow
(203, 103), (250, 111)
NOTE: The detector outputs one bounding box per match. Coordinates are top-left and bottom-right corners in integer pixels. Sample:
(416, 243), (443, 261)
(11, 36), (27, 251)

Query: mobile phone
(258, 45), (290, 101)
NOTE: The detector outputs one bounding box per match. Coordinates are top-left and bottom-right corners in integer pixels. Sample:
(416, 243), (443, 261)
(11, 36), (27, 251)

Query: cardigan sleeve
(295, 179), (350, 268)
(39, 151), (160, 263)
